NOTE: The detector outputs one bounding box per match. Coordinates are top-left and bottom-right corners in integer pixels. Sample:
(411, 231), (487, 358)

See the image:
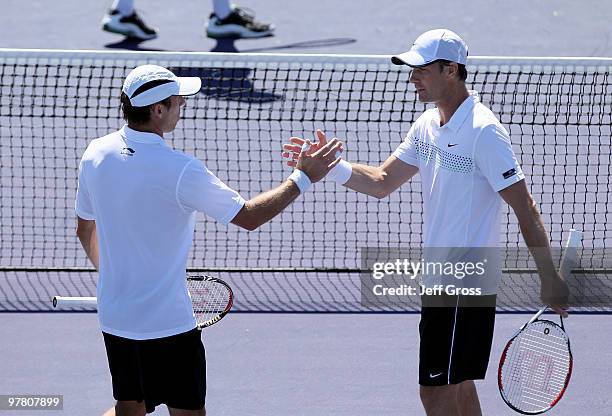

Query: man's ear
(445, 62), (459, 79)
(149, 102), (163, 119)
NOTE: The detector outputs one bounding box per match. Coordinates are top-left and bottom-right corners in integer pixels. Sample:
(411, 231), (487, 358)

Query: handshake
(281, 129), (353, 191)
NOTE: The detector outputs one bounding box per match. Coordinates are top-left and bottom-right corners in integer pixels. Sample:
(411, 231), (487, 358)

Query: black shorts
(103, 328), (206, 414)
(419, 294), (496, 386)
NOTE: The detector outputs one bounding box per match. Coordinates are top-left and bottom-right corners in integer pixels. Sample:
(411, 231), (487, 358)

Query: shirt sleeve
(392, 123), (419, 167)
(75, 159), (96, 220)
(176, 159), (246, 225)
(474, 123), (525, 192)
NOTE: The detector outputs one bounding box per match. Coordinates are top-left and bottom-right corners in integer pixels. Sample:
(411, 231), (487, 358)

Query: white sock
(212, 0), (232, 19)
(111, 0), (134, 16)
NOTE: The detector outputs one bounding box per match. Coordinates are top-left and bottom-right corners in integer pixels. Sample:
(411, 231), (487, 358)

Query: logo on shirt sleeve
(121, 147), (135, 156)
(502, 168), (517, 179)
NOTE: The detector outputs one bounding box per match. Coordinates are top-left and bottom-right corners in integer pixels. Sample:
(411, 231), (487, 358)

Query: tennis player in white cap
(76, 64), (342, 416)
(283, 29), (569, 416)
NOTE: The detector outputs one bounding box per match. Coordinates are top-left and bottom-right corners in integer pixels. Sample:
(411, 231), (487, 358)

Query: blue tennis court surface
(1, 1), (612, 415)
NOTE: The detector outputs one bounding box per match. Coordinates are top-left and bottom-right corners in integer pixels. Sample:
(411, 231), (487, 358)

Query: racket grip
(560, 229), (582, 279)
(565, 229), (582, 248)
(52, 296), (97, 308)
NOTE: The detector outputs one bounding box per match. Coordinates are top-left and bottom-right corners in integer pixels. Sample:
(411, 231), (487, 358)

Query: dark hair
(120, 92), (173, 125)
(436, 59), (468, 82)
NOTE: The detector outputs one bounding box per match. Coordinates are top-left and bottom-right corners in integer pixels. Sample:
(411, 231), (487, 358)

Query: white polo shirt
(76, 125), (245, 340)
(393, 91), (525, 292)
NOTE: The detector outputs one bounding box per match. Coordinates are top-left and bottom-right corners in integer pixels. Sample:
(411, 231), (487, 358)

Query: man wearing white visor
(76, 65), (342, 416)
(283, 29), (568, 416)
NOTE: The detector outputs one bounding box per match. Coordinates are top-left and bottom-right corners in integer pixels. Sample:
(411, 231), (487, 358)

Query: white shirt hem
(75, 207), (95, 220)
(492, 173), (525, 192)
(100, 320), (197, 340)
(392, 150), (419, 167)
(220, 197), (246, 225)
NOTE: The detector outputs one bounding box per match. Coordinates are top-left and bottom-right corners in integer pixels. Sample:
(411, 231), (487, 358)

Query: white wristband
(327, 160), (352, 184)
(288, 169), (312, 194)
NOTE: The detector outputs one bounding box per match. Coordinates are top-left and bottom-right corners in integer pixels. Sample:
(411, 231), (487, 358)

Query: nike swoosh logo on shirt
(447, 143), (459, 147)
(429, 372), (443, 378)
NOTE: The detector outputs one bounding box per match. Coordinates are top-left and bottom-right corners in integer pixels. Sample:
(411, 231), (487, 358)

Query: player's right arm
(178, 138), (344, 232)
(342, 156), (418, 199)
(283, 130), (418, 199)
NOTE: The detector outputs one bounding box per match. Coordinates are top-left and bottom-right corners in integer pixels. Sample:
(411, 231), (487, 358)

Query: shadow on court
(104, 38), (169, 52)
(210, 37), (357, 53)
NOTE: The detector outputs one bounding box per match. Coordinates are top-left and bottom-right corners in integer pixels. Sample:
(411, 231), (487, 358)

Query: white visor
(122, 64), (202, 107)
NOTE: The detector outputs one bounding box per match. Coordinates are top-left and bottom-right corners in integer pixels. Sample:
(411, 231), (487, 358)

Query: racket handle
(560, 314), (565, 330)
(560, 229), (582, 279)
(565, 229), (583, 248)
(529, 306), (548, 324)
(52, 296), (97, 308)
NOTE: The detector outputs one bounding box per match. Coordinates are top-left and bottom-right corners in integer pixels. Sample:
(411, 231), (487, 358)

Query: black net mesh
(1, 51), (610, 312)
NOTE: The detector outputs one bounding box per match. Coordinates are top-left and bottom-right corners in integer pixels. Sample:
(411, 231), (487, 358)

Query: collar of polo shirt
(437, 91), (480, 131)
(120, 125), (166, 145)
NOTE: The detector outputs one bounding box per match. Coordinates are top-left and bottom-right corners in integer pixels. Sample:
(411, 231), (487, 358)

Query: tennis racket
(498, 229), (581, 414)
(52, 275), (233, 329)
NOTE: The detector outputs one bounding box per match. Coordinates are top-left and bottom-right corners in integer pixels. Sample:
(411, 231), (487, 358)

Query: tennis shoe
(102, 10), (158, 41)
(206, 7), (274, 39)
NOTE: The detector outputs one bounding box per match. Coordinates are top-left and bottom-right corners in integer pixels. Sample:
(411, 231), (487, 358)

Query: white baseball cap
(391, 29), (468, 68)
(122, 65), (202, 107)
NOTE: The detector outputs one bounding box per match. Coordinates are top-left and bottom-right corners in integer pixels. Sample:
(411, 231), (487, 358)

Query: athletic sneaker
(206, 7), (274, 39)
(101, 10), (158, 41)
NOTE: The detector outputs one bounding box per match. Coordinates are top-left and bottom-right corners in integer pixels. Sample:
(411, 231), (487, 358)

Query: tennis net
(1, 49), (611, 312)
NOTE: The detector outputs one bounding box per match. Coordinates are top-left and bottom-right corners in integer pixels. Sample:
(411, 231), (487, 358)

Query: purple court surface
(1, 1), (612, 415)
(0, 313), (611, 415)
(1, 0), (612, 55)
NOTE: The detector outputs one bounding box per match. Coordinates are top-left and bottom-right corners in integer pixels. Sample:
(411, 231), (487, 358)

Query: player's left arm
(499, 176), (568, 316)
(500, 181), (556, 268)
(76, 217), (99, 270)
(475, 123), (568, 315)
